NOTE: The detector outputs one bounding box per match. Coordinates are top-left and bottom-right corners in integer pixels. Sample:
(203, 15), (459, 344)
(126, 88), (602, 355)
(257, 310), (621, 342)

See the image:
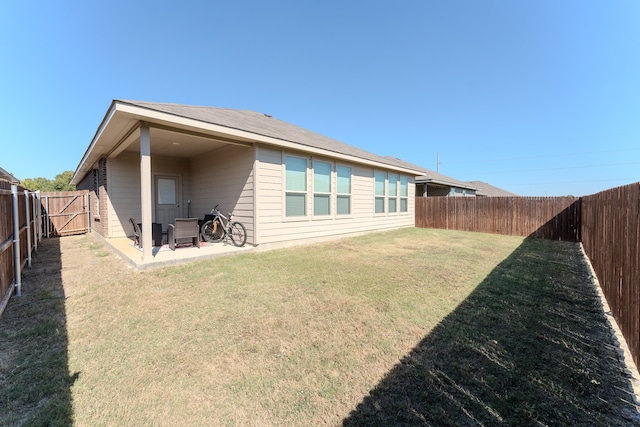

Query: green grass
(0, 229), (637, 426)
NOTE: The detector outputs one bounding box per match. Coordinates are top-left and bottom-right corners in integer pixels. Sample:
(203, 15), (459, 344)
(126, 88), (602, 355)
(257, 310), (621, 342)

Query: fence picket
(582, 183), (640, 368)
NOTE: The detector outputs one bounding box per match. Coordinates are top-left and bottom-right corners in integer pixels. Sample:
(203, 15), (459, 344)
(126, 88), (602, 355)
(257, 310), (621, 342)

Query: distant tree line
(21, 171), (76, 191)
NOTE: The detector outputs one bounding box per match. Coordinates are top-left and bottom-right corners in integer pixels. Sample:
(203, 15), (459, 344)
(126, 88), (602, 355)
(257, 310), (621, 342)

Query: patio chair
(130, 218), (163, 247)
(167, 218), (200, 251)
(129, 218), (142, 247)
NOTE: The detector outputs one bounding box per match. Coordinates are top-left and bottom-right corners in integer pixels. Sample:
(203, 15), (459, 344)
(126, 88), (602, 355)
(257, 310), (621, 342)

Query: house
(71, 100), (425, 262)
(415, 174), (517, 198)
(464, 181), (517, 197)
(415, 171), (479, 197)
(0, 166), (19, 184)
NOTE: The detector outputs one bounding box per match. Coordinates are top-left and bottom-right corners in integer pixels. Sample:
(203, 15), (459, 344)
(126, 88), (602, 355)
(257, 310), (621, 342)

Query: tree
(21, 171), (76, 191)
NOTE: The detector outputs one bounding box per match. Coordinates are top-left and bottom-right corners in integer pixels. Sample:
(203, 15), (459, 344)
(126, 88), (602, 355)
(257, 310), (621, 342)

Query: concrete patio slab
(98, 234), (254, 270)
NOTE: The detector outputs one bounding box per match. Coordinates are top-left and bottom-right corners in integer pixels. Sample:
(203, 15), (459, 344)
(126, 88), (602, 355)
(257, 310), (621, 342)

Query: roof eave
(417, 177), (478, 191)
(73, 101), (424, 183)
(71, 100), (120, 185)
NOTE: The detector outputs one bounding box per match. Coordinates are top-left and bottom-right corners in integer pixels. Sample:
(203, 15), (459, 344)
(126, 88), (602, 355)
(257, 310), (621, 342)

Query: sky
(1, 1), (639, 197)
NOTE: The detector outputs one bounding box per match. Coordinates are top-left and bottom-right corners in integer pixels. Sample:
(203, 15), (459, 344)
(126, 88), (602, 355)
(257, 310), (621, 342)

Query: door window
(157, 178), (176, 205)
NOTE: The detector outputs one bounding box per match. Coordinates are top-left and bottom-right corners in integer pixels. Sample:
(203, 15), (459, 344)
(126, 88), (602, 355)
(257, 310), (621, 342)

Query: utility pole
(436, 153), (441, 173)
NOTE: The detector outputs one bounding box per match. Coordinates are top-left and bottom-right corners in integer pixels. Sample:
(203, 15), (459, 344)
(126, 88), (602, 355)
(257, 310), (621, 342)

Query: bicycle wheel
(228, 221), (247, 247)
(201, 219), (224, 243)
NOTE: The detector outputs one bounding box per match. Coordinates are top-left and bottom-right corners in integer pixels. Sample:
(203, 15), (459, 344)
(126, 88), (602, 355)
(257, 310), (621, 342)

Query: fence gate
(41, 191), (90, 237)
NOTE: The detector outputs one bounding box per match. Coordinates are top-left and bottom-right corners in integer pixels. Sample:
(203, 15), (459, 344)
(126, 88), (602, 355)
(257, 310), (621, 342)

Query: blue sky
(1, 1), (639, 196)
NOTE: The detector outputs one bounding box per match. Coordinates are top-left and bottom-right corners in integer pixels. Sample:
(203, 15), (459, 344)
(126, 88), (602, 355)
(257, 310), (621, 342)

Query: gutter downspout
(11, 185), (21, 296)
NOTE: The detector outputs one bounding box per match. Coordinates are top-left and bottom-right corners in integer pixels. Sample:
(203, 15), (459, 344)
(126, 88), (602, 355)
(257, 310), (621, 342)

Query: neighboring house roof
(384, 156), (482, 190)
(0, 166), (19, 184)
(465, 180), (517, 197)
(415, 170), (478, 191)
(72, 100), (430, 185)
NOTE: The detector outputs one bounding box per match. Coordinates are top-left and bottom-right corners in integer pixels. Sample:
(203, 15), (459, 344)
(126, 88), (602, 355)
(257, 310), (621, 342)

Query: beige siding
(255, 146), (415, 245)
(189, 145), (255, 243)
(107, 152), (190, 238)
(107, 153), (140, 238)
(106, 143), (414, 246)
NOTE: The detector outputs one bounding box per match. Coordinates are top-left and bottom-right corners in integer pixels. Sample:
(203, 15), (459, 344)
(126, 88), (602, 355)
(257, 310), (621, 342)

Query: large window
(388, 173), (398, 213)
(400, 176), (408, 212)
(374, 171), (386, 214)
(313, 160), (331, 216)
(337, 165), (351, 215)
(286, 156), (307, 217)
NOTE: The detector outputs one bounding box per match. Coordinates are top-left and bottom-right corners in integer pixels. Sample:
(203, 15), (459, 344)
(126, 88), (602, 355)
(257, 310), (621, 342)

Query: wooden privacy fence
(0, 182), (42, 316)
(415, 196), (581, 241)
(582, 183), (640, 368)
(0, 188), (89, 317)
(416, 186), (640, 369)
(40, 191), (90, 237)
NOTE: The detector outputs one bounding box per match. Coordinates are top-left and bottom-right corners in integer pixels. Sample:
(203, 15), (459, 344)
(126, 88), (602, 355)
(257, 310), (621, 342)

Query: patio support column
(140, 124), (153, 261)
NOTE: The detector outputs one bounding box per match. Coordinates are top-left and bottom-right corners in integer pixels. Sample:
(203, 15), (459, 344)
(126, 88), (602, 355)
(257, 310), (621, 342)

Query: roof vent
(264, 113), (272, 118)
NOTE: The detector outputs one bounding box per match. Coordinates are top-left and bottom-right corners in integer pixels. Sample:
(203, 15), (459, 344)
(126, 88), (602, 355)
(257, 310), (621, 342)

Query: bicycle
(200, 205), (247, 247)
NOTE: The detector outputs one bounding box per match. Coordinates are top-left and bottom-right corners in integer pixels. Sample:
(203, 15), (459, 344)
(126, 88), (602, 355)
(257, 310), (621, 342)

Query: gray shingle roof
(0, 166), (19, 184)
(120, 100), (427, 174)
(465, 180), (517, 197)
(415, 170), (478, 190)
(104, 100), (474, 190)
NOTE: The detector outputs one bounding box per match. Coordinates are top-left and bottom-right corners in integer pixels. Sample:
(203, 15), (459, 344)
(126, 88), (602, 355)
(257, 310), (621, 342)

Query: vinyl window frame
(336, 164), (352, 216)
(284, 154), (309, 218)
(374, 170), (386, 215)
(313, 159), (332, 217)
(400, 176), (409, 213)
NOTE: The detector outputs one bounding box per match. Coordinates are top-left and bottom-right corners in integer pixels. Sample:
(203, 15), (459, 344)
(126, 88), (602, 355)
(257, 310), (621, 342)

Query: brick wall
(75, 158), (108, 236)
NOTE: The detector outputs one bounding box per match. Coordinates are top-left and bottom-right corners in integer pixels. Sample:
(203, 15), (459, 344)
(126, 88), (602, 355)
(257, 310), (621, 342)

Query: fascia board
(71, 102), (119, 185)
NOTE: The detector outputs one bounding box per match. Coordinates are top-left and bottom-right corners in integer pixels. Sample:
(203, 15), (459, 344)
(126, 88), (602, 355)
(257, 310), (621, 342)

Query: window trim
(313, 159), (332, 218)
(284, 154), (309, 219)
(336, 163), (352, 217)
(374, 170), (386, 215)
(399, 176), (409, 213)
(388, 173), (399, 214)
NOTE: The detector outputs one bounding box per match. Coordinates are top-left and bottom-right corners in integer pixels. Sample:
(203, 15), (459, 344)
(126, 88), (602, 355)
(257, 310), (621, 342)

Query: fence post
(45, 195), (50, 238)
(86, 192), (91, 233)
(11, 185), (21, 297)
(24, 190), (32, 268)
(32, 192), (38, 251)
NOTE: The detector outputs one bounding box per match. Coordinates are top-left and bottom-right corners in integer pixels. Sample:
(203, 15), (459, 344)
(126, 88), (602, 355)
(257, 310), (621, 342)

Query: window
(157, 178), (176, 205)
(94, 169), (100, 216)
(400, 176), (408, 212)
(286, 156), (307, 217)
(313, 160), (331, 216)
(374, 171), (386, 214)
(388, 173), (398, 213)
(336, 165), (351, 215)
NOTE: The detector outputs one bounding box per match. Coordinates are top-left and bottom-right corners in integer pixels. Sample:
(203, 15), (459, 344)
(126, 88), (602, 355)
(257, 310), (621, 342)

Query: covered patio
(101, 234), (253, 270)
(72, 101), (258, 264)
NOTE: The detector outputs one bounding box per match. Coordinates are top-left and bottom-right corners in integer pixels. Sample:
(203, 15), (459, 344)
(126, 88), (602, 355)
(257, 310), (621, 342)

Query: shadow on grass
(343, 238), (639, 426)
(0, 237), (76, 426)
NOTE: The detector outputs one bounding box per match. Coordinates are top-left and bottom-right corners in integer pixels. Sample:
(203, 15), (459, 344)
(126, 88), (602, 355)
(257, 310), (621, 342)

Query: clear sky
(1, 1), (639, 196)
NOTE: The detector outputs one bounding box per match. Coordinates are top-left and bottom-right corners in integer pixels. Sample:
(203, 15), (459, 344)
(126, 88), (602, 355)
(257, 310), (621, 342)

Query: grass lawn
(1, 228), (638, 426)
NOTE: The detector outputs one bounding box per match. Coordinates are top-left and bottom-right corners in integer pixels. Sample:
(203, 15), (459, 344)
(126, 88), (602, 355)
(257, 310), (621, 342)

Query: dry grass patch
(1, 229), (637, 426)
